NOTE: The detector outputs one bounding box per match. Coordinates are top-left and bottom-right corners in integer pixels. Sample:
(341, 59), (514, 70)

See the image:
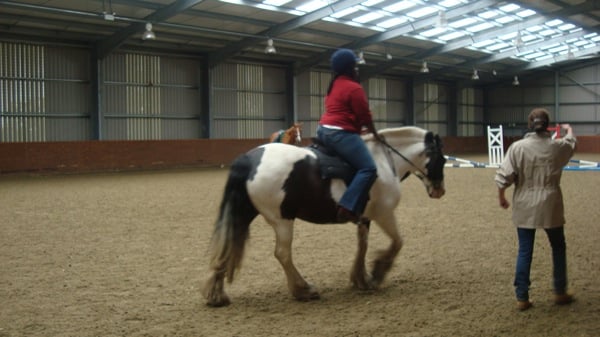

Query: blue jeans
(316, 126), (377, 215)
(514, 227), (567, 301)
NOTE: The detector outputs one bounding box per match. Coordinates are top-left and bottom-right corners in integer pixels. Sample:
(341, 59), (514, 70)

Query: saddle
(307, 138), (356, 185)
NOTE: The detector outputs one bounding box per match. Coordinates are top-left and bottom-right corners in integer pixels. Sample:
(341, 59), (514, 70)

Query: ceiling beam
(96, 0), (205, 59)
(207, 0), (365, 67)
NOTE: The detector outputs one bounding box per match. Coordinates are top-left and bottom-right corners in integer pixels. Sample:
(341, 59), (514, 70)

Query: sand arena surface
(1, 154), (599, 337)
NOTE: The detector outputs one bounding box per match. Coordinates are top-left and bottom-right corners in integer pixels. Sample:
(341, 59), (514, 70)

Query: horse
(204, 126), (446, 307)
(269, 122), (303, 145)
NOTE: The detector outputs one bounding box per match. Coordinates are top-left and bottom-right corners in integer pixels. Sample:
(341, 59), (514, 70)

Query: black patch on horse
(280, 155), (338, 224)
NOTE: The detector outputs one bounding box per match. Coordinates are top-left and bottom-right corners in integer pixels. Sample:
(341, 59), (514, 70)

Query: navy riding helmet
(330, 48), (359, 74)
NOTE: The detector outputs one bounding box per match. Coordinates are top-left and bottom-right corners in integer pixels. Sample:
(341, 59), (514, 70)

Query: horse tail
(208, 153), (258, 283)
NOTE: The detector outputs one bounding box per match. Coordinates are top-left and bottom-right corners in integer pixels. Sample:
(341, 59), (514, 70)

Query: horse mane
(363, 126), (427, 144)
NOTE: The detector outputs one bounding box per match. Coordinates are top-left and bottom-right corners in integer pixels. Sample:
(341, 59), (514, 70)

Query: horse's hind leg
(271, 219), (320, 301)
(351, 220), (376, 290)
(203, 267), (230, 307)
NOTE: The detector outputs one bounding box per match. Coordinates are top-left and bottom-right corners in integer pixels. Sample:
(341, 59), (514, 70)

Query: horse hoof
(293, 284), (320, 301)
(206, 295), (231, 307)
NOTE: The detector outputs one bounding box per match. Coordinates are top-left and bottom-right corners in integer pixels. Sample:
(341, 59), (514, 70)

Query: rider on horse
(316, 49), (383, 223)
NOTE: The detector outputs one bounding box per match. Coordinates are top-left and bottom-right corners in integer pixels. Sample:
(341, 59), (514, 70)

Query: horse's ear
(425, 131), (434, 144)
(434, 134), (443, 148)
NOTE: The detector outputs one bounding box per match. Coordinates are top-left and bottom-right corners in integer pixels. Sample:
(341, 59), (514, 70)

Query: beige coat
(495, 131), (576, 229)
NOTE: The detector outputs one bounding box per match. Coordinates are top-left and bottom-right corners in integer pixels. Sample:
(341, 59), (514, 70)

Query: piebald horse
(269, 122), (303, 145)
(204, 126), (446, 307)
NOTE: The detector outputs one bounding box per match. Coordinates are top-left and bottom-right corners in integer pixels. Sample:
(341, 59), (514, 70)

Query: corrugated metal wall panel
(103, 53), (202, 140)
(211, 63), (287, 139)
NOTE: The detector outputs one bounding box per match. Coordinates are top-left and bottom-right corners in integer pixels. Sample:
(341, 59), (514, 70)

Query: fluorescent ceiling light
(536, 54), (553, 61)
(524, 51), (546, 59)
(383, 1), (415, 13)
(548, 45), (569, 53)
(540, 29), (557, 36)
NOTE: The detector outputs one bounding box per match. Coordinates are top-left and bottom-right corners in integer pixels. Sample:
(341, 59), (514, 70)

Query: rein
(377, 137), (428, 180)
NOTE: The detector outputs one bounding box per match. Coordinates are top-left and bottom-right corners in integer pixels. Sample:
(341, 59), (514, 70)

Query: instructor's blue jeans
(316, 126), (377, 215)
(515, 227), (567, 301)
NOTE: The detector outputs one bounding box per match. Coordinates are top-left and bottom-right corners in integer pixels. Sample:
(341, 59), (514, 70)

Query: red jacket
(320, 75), (373, 133)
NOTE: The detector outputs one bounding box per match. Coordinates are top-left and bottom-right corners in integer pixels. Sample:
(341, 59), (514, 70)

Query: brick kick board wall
(1, 136), (598, 174)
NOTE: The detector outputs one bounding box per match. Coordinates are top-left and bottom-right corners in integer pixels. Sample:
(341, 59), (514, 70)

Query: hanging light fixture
(512, 75), (520, 86)
(357, 51), (366, 64)
(386, 52), (393, 60)
(420, 61), (429, 73)
(264, 38), (276, 54)
(142, 22), (155, 40)
(471, 69), (479, 80)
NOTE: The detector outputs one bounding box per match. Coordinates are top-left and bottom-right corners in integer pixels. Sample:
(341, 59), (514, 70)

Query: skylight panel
(548, 45), (568, 53)
(546, 19), (563, 26)
(590, 35), (600, 42)
(536, 54), (554, 61)
(573, 40), (589, 46)
(471, 39), (495, 48)
(330, 7), (359, 18)
(377, 17), (407, 28)
(296, 0), (328, 12)
(584, 33), (598, 39)
(362, 0), (384, 6)
(516, 9), (536, 17)
(499, 32), (518, 41)
(439, 31), (466, 41)
(558, 23), (576, 31)
(521, 34), (538, 43)
(420, 27), (447, 37)
(450, 17), (478, 28)
(384, 1), (415, 13)
(526, 25), (543, 32)
(524, 51), (546, 59)
(263, 0), (291, 6)
(539, 29), (557, 37)
(486, 42), (510, 51)
(354, 12), (385, 23)
(407, 6), (438, 18)
(478, 10), (498, 19)
(467, 22), (495, 33)
(499, 4), (520, 12)
(496, 16), (515, 24)
(439, 0), (461, 8)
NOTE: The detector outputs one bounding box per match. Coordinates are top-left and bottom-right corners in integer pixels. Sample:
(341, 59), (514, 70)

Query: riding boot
(336, 206), (359, 223)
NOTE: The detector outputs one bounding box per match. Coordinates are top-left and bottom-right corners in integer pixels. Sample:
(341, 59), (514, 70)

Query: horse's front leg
(351, 220), (376, 290)
(271, 220), (320, 301)
(370, 214), (403, 287)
